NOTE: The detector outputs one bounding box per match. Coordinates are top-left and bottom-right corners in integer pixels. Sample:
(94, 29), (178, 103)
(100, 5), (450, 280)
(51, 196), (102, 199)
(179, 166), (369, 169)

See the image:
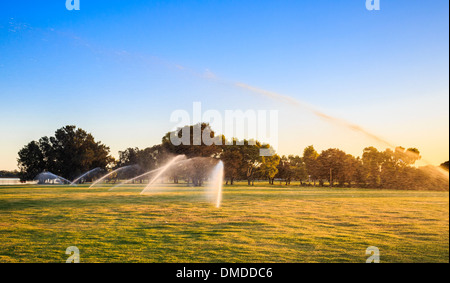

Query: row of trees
(17, 125), (449, 190)
(274, 146), (448, 190)
(0, 170), (19, 178)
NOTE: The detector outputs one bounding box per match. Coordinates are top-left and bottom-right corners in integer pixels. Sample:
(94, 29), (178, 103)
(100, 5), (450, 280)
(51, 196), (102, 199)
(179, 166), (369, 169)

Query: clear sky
(0, 0), (448, 170)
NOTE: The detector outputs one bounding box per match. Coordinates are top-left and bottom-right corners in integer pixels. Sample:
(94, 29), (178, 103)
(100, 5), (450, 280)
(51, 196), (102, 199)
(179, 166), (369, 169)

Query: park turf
(0, 183), (448, 263)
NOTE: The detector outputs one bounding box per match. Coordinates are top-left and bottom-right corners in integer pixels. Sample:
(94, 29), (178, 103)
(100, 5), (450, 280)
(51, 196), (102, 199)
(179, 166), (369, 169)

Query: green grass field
(0, 183), (448, 263)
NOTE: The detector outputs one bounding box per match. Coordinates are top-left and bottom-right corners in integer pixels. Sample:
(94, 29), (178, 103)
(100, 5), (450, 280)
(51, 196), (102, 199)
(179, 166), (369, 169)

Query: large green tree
(161, 123), (222, 158)
(17, 141), (45, 181)
(240, 140), (262, 186)
(317, 148), (353, 187)
(260, 154), (281, 185)
(303, 145), (320, 186)
(221, 145), (243, 185)
(362, 146), (383, 187)
(275, 155), (307, 185)
(17, 126), (113, 181)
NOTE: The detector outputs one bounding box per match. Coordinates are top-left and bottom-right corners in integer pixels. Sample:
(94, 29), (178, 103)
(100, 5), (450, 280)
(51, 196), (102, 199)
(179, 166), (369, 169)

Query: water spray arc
(71, 168), (101, 186)
(110, 156), (225, 208)
(110, 155), (187, 191)
(109, 167), (163, 191)
(140, 155), (187, 194)
(208, 161), (224, 208)
(89, 165), (138, 188)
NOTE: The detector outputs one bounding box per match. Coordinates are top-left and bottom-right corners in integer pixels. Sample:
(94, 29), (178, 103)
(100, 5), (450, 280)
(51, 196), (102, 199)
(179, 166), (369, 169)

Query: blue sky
(0, 0), (448, 170)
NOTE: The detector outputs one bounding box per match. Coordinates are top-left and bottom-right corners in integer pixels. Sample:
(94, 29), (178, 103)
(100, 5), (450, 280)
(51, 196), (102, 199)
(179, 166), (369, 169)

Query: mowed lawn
(0, 183), (448, 263)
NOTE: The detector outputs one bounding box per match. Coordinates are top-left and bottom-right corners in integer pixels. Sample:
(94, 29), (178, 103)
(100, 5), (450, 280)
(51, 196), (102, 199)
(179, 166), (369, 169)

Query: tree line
(16, 125), (449, 191)
(0, 170), (19, 178)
